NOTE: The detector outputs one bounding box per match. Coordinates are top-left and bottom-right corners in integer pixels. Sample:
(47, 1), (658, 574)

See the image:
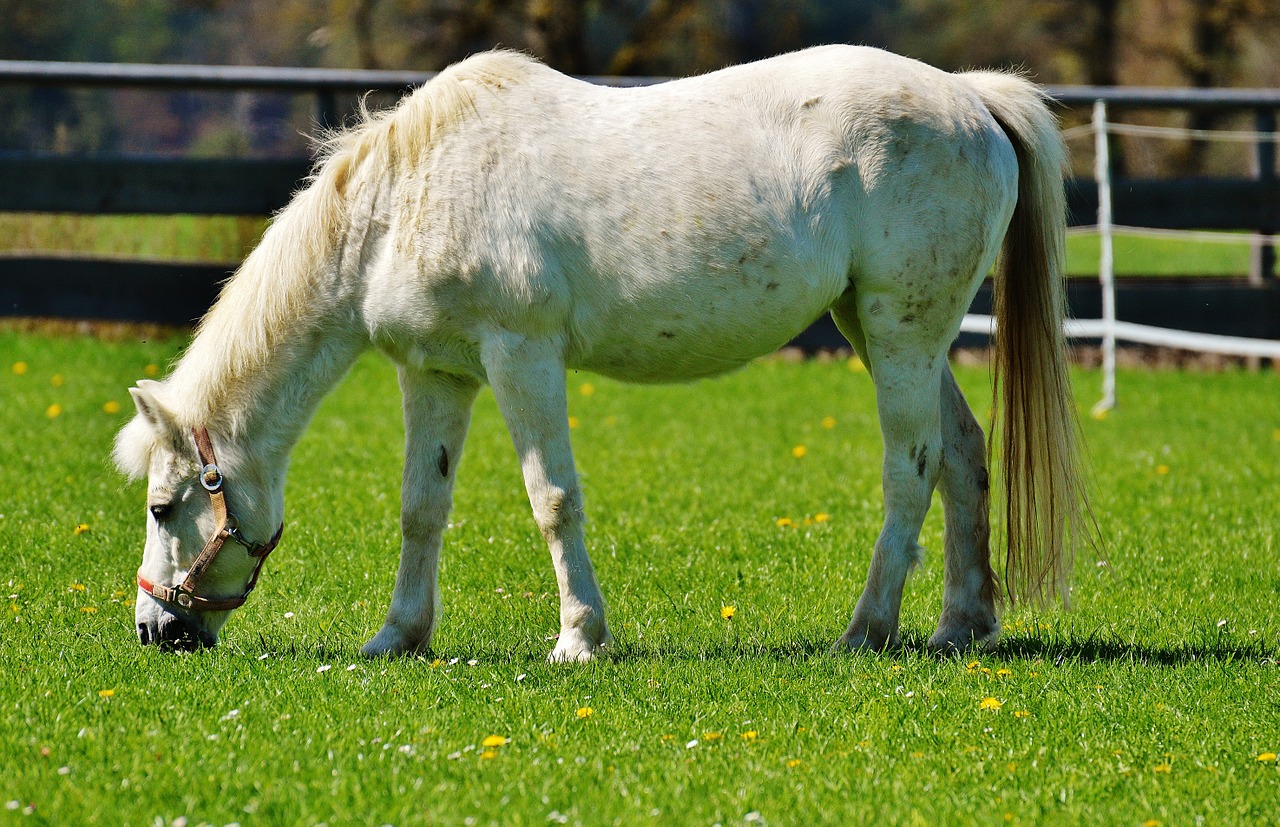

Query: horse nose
(138, 616), (215, 651)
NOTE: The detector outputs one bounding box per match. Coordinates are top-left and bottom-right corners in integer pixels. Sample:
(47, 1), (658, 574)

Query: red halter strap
(136, 427), (283, 612)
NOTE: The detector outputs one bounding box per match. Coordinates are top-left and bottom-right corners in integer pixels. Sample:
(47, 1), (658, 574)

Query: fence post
(1092, 100), (1118, 416)
(1250, 108), (1277, 284)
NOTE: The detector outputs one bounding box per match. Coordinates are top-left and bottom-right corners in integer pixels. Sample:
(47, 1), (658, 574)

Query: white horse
(115, 45), (1089, 659)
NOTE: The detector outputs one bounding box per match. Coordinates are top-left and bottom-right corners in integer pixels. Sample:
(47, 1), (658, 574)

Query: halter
(136, 427), (283, 612)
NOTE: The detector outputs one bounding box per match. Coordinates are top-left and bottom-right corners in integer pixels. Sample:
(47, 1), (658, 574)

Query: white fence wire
(962, 100), (1280, 415)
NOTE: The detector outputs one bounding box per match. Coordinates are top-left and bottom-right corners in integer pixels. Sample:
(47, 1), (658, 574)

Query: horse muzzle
(137, 613), (217, 651)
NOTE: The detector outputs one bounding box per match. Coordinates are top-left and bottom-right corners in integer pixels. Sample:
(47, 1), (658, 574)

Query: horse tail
(964, 71), (1091, 607)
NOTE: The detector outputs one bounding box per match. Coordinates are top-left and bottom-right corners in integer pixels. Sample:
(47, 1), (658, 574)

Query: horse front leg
(362, 368), (479, 658)
(482, 334), (612, 663)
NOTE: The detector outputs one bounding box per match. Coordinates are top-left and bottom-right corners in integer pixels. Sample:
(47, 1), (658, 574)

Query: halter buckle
(176, 591), (194, 608)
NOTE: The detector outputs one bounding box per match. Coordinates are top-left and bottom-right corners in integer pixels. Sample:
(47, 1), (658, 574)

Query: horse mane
(161, 50), (541, 435)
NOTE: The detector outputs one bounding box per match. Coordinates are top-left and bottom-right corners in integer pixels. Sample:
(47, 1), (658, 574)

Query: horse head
(114, 380), (283, 651)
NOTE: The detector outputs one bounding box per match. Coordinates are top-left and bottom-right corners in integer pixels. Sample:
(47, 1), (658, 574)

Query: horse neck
(168, 185), (369, 475)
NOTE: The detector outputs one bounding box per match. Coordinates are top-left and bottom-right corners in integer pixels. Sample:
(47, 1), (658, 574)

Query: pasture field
(0, 212), (1259, 277)
(1, 328), (1278, 825)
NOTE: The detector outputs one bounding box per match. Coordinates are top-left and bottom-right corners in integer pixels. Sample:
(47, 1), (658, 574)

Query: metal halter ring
(200, 463), (223, 491)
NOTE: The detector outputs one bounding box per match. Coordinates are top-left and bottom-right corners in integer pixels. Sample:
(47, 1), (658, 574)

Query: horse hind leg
(928, 365), (1000, 654)
(363, 367), (479, 658)
(831, 291), (946, 651)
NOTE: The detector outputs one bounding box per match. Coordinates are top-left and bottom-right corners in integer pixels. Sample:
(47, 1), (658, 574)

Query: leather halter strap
(136, 427), (283, 612)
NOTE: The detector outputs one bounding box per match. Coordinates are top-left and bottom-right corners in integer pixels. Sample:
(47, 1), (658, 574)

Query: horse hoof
(926, 623), (1001, 656)
(831, 628), (899, 654)
(547, 629), (611, 663)
(361, 624), (431, 658)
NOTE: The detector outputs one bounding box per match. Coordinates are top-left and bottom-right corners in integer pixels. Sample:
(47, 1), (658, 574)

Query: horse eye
(149, 502), (173, 521)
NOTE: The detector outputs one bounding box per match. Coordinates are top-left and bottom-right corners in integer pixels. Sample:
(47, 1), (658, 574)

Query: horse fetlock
(549, 604), (611, 663)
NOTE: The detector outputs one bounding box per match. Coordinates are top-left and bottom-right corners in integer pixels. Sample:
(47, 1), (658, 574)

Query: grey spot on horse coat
(437, 445), (450, 477)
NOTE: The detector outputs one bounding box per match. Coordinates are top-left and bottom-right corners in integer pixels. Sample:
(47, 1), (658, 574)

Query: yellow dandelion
(46, 403), (63, 419)
(1153, 763), (1172, 774)
(776, 517), (794, 528)
(1142, 820), (1161, 827)
(786, 758), (803, 768)
(1013, 710), (1031, 719)
(429, 658), (444, 668)
(704, 732), (723, 741)
(50, 374), (64, 387)
(479, 749), (498, 760)
(567, 416), (580, 429)
(144, 364), (159, 377)
(661, 734), (676, 742)
(996, 668), (1012, 678)
(791, 444), (807, 458)
(575, 706), (594, 719)
(1156, 464), (1169, 475)
(979, 697), (1003, 711)
(73, 524), (90, 535)
(12, 361), (29, 375)
(813, 512), (830, 523)
(80, 606), (98, 614)
(103, 400), (121, 414)
(481, 735), (509, 748)
(847, 357), (865, 373)
(69, 583), (86, 592)
(966, 660), (980, 671)
(821, 416), (837, 429)
(720, 605), (737, 621)
(1257, 752), (1277, 762)
(98, 689), (114, 698)
(742, 731), (758, 741)
(1272, 428), (1280, 442)
(579, 382), (595, 397)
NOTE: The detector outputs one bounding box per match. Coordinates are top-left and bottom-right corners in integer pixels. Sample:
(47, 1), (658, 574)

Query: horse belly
(571, 260), (843, 383)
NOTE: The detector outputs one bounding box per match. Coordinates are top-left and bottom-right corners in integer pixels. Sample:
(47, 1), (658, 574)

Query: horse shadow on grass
(240, 628), (1278, 668)
(594, 627), (1279, 668)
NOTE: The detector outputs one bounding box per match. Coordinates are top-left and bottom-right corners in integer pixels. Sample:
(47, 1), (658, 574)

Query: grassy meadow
(1, 327), (1278, 824)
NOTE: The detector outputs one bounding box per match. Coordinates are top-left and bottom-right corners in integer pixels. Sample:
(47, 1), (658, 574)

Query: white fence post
(1091, 99), (1118, 417)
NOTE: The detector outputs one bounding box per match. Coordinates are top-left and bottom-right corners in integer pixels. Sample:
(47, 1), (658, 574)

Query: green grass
(0, 214), (1262, 277)
(2, 330), (1278, 824)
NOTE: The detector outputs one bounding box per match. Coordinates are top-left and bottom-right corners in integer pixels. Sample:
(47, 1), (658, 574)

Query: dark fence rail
(1, 60), (1277, 333)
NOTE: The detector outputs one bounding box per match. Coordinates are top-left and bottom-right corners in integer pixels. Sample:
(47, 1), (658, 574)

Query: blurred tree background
(1, 0), (1278, 173)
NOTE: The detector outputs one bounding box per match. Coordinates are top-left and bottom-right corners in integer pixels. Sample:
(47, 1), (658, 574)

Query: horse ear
(128, 380), (186, 451)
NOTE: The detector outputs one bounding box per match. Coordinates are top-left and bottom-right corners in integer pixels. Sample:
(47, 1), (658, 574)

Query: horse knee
(531, 483), (583, 539)
(401, 486), (452, 543)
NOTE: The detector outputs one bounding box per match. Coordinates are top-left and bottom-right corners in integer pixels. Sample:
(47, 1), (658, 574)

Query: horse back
(361, 47), (1018, 382)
